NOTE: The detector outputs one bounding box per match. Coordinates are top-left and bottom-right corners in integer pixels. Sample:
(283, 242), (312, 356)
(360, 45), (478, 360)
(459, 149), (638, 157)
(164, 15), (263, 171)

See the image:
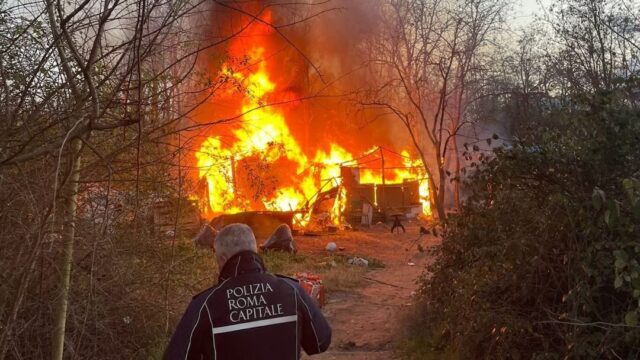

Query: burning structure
(191, 7), (431, 230)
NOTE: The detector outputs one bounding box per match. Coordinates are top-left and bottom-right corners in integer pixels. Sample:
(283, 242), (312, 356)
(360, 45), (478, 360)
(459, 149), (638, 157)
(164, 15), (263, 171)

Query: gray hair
(214, 223), (257, 260)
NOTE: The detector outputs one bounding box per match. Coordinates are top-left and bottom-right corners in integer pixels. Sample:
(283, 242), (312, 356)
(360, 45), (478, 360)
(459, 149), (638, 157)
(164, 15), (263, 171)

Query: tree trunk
(51, 138), (82, 360)
(437, 167), (447, 221)
(427, 168), (446, 222)
(451, 133), (461, 211)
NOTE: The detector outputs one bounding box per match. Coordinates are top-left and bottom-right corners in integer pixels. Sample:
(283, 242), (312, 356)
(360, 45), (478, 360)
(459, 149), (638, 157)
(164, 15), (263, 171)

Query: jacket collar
(218, 250), (266, 281)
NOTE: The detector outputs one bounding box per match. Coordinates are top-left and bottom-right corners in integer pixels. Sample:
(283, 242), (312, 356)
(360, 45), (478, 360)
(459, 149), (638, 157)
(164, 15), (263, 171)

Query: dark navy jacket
(163, 251), (331, 359)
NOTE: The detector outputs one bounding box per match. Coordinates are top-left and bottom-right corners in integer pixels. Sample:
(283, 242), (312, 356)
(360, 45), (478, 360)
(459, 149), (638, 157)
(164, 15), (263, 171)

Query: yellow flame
(315, 144), (353, 187)
(358, 151), (432, 216)
(195, 45), (432, 224)
(196, 137), (244, 213)
(331, 187), (347, 225)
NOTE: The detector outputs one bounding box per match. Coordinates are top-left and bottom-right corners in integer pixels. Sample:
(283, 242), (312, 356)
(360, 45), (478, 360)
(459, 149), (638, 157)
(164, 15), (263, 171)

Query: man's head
(214, 223), (257, 270)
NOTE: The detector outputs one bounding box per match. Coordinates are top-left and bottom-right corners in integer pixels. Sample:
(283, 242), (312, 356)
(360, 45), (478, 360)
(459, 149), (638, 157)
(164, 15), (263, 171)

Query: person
(163, 223), (331, 359)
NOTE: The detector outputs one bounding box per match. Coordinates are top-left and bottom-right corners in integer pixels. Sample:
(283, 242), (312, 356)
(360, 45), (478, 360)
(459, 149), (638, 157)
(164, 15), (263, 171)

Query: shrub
(402, 103), (640, 359)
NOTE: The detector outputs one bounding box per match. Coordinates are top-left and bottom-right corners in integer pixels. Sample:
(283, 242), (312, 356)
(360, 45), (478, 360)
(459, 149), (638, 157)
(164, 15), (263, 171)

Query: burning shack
(195, 145), (430, 233)
(337, 147), (430, 227)
(189, 9), (431, 233)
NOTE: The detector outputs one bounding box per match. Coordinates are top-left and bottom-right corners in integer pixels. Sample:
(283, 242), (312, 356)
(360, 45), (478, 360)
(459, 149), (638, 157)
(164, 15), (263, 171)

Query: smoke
(185, 1), (439, 214)
(192, 0), (411, 160)
(274, 0), (407, 154)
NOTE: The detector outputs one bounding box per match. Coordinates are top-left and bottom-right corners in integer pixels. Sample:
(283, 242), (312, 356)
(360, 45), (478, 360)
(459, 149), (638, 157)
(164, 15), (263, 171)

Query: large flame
(194, 10), (431, 224)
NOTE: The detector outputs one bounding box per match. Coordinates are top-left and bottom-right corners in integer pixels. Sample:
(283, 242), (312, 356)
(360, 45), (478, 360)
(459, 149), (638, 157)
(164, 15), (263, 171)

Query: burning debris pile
(192, 9), (431, 229)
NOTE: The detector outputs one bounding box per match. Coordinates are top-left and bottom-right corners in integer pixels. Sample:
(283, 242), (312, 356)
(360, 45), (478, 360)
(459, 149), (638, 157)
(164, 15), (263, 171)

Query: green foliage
(402, 104), (640, 358)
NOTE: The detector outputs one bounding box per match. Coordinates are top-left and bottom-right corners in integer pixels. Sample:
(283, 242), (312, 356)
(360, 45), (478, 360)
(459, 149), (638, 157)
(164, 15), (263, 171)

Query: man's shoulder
(190, 274), (301, 304)
(273, 274), (305, 290)
(274, 273), (299, 283)
(232, 271), (299, 285)
(272, 274), (308, 296)
(191, 281), (225, 301)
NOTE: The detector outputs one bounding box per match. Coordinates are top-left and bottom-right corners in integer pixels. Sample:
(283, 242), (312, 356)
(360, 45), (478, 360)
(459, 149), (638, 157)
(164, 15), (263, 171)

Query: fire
(315, 144), (353, 187)
(194, 10), (431, 225)
(196, 44), (334, 218)
(195, 137), (242, 213)
(359, 151), (431, 215)
(331, 187), (348, 225)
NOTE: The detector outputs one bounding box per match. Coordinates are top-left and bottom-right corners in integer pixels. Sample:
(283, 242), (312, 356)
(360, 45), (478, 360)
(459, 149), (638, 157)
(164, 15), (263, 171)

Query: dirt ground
(296, 220), (439, 360)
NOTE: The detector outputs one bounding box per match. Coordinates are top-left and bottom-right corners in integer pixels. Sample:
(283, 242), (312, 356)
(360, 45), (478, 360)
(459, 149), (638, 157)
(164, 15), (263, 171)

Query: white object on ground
(325, 242), (337, 252)
(348, 257), (369, 267)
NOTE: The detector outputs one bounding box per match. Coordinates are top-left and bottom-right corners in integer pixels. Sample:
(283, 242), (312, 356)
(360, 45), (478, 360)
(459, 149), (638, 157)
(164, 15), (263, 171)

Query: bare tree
(0, 0), (217, 357)
(545, 0), (640, 106)
(0, 0), (342, 357)
(361, 0), (505, 220)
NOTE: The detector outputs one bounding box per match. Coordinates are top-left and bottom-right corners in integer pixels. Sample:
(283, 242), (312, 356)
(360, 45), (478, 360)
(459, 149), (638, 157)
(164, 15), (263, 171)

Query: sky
(511, 0), (554, 27)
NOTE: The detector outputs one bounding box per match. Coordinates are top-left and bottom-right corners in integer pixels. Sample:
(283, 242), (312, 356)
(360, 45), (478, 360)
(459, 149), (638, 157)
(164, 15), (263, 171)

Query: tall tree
(546, 0), (640, 105)
(0, 1), (343, 357)
(0, 0), (213, 356)
(362, 0), (505, 219)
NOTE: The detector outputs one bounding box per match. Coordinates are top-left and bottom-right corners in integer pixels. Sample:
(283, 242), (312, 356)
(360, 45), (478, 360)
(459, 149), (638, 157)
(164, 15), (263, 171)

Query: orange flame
(194, 11), (431, 225)
(359, 151), (431, 215)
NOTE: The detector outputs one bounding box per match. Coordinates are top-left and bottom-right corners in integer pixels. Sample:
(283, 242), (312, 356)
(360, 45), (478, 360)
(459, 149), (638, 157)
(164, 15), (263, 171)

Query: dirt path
(297, 221), (438, 360)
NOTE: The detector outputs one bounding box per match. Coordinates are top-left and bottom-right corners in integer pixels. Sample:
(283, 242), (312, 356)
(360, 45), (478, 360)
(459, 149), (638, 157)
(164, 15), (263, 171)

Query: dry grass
(261, 251), (371, 292)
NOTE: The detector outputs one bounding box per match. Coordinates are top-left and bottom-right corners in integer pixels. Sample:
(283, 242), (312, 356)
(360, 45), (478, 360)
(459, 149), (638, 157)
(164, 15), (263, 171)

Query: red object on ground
(294, 272), (326, 308)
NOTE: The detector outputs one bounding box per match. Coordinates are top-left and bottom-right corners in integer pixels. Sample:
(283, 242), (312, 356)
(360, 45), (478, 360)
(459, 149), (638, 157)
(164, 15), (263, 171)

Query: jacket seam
(297, 291), (321, 354)
(205, 304), (216, 360)
(186, 280), (228, 359)
(282, 280), (300, 358)
(234, 257), (241, 276)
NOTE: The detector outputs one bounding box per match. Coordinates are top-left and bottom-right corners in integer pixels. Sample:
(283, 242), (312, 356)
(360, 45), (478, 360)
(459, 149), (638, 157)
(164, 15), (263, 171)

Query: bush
(0, 184), (218, 359)
(402, 103), (640, 359)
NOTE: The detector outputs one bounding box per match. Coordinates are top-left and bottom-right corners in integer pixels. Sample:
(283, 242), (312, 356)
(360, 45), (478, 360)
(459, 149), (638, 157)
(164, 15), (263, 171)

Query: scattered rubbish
(325, 242), (337, 252)
(318, 260), (338, 268)
(348, 257), (369, 267)
(366, 257), (386, 269)
(407, 262), (416, 266)
(420, 226), (430, 235)
(295, 272), (326, 307)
